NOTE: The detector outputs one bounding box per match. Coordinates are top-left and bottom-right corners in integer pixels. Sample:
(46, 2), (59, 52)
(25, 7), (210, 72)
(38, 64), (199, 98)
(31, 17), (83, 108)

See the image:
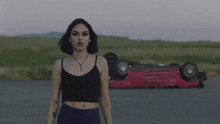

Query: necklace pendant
(80, 66), (83, 72)
(71, 53), (89, 73)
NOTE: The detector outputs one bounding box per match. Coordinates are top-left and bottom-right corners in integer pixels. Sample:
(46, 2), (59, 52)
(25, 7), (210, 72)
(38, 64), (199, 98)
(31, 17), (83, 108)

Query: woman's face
(69, 23), (91, 52)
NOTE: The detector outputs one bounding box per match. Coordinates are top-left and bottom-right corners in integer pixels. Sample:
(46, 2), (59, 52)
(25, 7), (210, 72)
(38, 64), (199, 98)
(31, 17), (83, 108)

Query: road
(1, 78), (220, 124)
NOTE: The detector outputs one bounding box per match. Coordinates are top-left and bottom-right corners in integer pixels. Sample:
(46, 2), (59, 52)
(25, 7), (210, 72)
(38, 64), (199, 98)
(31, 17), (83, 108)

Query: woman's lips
(77, 42), (84, 47)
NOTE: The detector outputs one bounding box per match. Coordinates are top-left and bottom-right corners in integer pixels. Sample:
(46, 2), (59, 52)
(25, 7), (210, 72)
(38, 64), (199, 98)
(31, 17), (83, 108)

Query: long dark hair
(58, 18), (98, 55)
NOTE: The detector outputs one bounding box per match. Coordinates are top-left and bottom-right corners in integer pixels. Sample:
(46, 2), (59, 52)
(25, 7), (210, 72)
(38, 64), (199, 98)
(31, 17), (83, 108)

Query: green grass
(0, 35), (220, 80)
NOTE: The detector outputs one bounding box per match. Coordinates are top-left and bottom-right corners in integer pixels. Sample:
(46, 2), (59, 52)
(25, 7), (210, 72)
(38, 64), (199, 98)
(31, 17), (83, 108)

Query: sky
(1, 0), (220, 41)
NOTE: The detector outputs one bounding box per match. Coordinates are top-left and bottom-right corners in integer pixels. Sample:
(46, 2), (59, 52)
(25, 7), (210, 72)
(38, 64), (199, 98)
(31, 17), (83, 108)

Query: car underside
(104, 52), (207, 89)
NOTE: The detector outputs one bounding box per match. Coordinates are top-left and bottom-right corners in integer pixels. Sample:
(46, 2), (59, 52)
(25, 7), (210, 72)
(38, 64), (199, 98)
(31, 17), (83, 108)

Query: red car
(104, 52), (207, 89)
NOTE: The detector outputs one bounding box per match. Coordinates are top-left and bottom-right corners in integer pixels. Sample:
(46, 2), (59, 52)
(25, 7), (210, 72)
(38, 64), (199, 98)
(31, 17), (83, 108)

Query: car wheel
(180, 62), (198, 81)
(115, 60), (129, 78)
(104, 52), (118, 79)
(169, 63), (180, 67)
(103, 52), (118, 62)
(201, 71), (207, 81)
(107, 60), (117, 79)
(197, 81), (204, 88)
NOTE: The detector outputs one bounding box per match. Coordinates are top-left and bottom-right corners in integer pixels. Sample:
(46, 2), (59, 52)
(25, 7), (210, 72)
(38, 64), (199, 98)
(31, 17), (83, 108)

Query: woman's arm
(99, 56), (112, 124)
(47, 60), (62, 124)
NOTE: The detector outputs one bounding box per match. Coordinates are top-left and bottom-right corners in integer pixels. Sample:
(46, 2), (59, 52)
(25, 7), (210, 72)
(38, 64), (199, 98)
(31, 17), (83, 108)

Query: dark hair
(58, 18), (98, 55)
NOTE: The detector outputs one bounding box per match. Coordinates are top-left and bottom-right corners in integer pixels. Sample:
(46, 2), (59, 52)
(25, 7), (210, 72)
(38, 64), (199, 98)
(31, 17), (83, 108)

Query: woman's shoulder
(51, 59), (63, 75)
(96, 55), (107, 63)
(53, 59), (62, 69)
(53, 56), (71, 67)
(96, 55), (108, 70)
(96, 55), (108, 74)
(61, 56), (72, 63)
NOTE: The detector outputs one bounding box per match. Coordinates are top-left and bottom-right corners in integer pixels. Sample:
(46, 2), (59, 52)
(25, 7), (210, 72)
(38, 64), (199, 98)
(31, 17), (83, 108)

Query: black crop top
(61, 55), (101, 103)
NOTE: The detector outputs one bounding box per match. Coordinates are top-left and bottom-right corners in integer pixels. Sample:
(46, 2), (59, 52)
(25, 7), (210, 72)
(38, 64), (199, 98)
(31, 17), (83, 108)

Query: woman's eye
(83, 34), (88, 36)
(72, 33), (78, 36)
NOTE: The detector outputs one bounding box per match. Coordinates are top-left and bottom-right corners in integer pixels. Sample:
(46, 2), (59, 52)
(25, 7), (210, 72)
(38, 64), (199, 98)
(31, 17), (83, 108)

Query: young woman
(47, 18), (112, 124)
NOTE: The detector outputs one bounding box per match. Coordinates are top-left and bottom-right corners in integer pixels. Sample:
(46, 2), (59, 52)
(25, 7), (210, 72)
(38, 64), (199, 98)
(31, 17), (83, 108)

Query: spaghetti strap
(95, 55), (98, 66)
(61, 59), (63, 70)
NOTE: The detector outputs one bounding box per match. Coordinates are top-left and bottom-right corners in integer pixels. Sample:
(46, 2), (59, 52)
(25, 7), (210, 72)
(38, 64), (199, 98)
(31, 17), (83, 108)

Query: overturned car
(104, 52), (207, 89)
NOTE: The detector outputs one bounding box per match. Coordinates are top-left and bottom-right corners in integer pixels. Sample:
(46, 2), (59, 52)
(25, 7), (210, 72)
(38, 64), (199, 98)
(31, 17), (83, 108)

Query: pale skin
(47, 23), (112, 124)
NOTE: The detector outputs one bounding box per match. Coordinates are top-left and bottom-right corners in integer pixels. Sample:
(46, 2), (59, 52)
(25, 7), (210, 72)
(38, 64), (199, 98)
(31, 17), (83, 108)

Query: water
(1, 0), (220, 41)
(1, 79), (220, 124)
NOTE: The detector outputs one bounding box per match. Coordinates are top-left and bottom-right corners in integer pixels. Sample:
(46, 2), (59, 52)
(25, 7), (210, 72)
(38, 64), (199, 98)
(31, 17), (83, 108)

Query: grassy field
(0, 35), (220, 80)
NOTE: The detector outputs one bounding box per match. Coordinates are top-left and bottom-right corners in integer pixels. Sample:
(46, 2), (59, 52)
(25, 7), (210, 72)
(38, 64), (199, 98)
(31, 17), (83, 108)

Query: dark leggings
(57, 103), (101, 124)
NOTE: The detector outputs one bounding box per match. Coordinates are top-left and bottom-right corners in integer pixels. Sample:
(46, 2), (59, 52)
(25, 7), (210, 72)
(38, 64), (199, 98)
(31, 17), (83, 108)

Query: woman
(47, 18), (112, 124)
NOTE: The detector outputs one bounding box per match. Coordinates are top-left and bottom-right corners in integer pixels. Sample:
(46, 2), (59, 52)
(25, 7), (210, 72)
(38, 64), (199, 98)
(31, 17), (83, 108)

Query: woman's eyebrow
(72, 31), (89, 33)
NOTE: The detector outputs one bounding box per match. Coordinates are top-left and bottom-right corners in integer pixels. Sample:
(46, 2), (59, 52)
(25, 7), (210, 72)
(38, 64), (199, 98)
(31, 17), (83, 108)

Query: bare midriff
(63, 101), (98, 110)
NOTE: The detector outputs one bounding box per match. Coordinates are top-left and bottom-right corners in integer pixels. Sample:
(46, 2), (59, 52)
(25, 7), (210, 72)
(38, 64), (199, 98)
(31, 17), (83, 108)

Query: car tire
(201, 71), (207, 81)
(180, 62), (198, 81)
(115, 60), (129, 79)
(104, 52), (118, 79)
(103, 52), (118, 62)
(197, 81), (204, 88)
(169, 63), (180, 67)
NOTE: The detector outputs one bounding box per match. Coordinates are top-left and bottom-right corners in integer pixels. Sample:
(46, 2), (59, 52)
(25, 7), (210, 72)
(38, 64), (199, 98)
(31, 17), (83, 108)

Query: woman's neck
(72, 50), (89, 60)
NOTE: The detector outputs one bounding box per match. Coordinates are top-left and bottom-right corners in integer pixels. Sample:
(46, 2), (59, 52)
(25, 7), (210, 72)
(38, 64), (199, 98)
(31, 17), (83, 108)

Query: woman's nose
(78, 34), (82, 40)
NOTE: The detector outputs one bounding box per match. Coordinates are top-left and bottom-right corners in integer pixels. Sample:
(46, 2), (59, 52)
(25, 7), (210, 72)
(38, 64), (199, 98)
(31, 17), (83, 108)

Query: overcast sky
(1, 0), (220, 41)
